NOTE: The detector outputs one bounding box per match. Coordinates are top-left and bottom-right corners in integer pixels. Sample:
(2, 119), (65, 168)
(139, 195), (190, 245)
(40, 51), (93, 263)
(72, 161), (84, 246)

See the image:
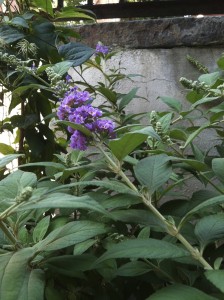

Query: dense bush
(1, 2), (224, 299)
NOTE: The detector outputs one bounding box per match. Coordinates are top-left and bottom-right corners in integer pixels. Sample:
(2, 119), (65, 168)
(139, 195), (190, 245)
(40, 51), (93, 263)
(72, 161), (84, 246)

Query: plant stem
(200, 172), (224, 194)
(98, 144), (213, 270)
(0, 220), (21, 249)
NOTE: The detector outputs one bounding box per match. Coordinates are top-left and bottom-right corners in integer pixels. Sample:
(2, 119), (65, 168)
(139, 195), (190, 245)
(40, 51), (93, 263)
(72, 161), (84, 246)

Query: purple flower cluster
(57, 86), (115, 150)
(96, 42), (109, 55)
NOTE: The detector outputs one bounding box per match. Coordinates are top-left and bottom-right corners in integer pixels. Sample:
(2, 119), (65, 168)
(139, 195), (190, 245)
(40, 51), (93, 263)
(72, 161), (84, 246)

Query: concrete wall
(73, 17), (224, 113)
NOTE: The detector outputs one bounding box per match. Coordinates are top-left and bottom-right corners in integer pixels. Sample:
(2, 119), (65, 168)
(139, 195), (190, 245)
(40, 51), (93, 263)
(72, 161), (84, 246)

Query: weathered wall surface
(73, 17), (224, 114)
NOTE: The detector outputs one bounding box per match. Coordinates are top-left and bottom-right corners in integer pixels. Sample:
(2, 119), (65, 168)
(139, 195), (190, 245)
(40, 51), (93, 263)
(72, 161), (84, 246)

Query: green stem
(0, 220), (21, 249)
(98, 144), (213, 270)
(200, 172), (224, 194)
(0, 202), (24, 220)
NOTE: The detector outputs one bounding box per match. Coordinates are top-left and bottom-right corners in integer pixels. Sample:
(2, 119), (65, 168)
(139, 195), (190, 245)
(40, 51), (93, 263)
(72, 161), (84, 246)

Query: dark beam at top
(78, 0), (224, 19)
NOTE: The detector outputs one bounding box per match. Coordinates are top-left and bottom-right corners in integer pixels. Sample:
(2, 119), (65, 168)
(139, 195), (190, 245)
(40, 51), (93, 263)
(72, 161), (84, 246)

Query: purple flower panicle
(57, 84), (115, 151)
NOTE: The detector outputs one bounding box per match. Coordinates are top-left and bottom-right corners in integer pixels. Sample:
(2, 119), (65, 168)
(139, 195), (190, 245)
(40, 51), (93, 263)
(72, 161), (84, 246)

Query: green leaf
(45, 254), (95, 278)
(33, 216), (51, 243)
(102, 194), (141, 210)
(180, 124), (210, 149)
(205, 270), (224, 293)
(0, 248), (37, 300)
(10, 114), (38, 129)
(0, 154), (23, 169)
(56, 120), (92, 137)
(217, 56), (224, 69)
(51, 61), (73, 76)
(134, 154), (172, 193)
(19, 162), (65, 171)
(212, 158), (224, 183)
(159, 96), (182, 112)
(0, 143), (15, 155)
(11, 17), (29, 28)
(97, 86), (117, 103)
(48, 180), (137, 196)
(116, 261), (152, 277)
(13, 84), (51, 96)
(73, 239), (96, 255)
(58, 42), (95, 67)
(0, 170), (37, 201)
(118, 87), (139, 110)
(146, 284), (216, 300)
(198, 71), (220, 86)
(172, 158), (208, 172)
(32, 0), (53, 16)
(180, 195), (224, 225)
(110, 209), (166, 230)
(30, 19), (59, 62)
(109, 126), (160, 160)
(191, 96), (219, 109)
(18, 193), (108, 215)
(35, 221), (108, 251)
(27, 269), (45, 300)
(55, 7), (95, 21)
(195, 214), (224, 250)
(95, 239), (189, 265)
(0, 25), (25, 43)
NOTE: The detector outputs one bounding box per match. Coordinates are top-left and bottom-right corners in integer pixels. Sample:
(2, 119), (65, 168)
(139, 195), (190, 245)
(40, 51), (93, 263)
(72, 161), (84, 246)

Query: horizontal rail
(77, 0), (224, 19)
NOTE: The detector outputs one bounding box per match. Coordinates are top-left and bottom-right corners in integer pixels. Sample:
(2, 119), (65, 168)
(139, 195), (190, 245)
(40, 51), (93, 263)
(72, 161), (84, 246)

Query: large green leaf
(58, 42), (95, 67)
(18, 193), (109, 216)
(194, 214), (224, 250)
(134, 154), (172, 193)
(0, 154), (23, 169)
(0, 25), (25, 43)
(109, 126), (160, 160)
(205, 270), (224, 293)
(0, 170), (37, 201)
(35, 221), (109, 251)
(29, 19), (59, 62)
(146, 284), (216, 300)
(27, 269), (45, 300)
(95, 238), (189, 264)
(212, 158), (224, 183)
(0, 248), (43, 300)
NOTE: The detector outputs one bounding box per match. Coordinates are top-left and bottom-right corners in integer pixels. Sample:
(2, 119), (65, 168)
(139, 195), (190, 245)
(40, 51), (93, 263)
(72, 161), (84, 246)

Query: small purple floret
(70, 130), (88, 151)
(96, 43), (109, 55)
